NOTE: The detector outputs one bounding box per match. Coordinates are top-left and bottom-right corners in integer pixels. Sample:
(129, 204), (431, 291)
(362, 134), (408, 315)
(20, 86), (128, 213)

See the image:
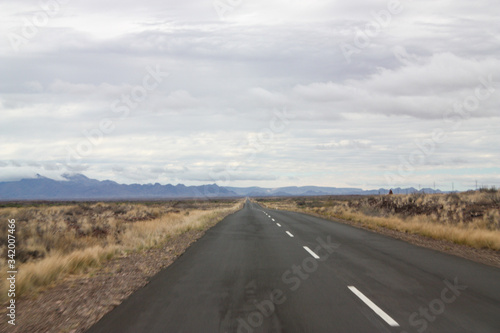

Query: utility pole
(452, 182), (454, 192)
(475, 180), (478, 191)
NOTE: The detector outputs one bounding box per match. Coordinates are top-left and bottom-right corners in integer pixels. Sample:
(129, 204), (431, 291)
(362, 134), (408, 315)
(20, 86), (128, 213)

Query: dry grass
(14, 246), (118, 298)
(258, 190), (500, 251)
(0, 200), (242, 303)
(120, 208), (240, 250)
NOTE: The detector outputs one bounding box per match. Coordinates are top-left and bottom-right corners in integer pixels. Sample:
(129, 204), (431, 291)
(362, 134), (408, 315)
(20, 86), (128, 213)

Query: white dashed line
(276, 223), (281, 227)
(286, 231), (294, 238)
(303, 246), (320, 259)
(347, 286), (399, 327)
(272, 218), (275, 221)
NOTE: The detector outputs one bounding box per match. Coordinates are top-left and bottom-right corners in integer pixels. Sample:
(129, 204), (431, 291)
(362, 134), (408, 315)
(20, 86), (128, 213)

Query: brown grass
(0, 200), (243, 303)
(257, 190), (500, 250)
(14, 246), (118, 297)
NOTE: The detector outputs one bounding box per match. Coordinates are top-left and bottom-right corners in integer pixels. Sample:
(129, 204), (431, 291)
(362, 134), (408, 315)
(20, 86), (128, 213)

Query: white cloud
(161, 90), (200, 110)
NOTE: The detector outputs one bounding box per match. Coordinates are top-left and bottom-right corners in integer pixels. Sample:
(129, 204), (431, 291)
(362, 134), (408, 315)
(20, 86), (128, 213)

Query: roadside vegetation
(258, 188), (500, 250)
(0, 199), (242, 303)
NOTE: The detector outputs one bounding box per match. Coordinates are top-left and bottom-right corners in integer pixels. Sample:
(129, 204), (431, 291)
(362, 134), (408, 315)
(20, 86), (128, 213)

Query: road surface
(87, 200), (500, 332)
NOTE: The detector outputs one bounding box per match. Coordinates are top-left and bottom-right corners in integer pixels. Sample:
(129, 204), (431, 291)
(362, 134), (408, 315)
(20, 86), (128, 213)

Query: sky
(1, 0), (499, 191)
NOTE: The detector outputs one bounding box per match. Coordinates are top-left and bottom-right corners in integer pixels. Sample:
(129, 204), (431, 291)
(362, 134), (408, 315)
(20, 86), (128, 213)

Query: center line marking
(303, 246), (320, 259)
(286, 231), (294, 237)
(276, 223), (281, 227)
(347, 286), (400, 327)
(272, 218), (275, 221)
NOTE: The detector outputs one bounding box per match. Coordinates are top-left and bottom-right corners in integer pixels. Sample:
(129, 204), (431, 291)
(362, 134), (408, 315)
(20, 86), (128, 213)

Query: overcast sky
(1, 0), (499, 190)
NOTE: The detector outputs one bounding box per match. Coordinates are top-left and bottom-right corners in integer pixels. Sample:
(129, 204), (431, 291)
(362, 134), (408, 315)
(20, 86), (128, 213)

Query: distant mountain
(224, 186), (444, 197)
(0, 174), (237, 200)
(0, 174), (444, 201)
(224, 186), (353, 196)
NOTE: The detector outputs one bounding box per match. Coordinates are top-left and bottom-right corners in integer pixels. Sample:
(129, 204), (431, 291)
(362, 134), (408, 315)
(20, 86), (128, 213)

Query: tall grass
(0, 200), (242, 303)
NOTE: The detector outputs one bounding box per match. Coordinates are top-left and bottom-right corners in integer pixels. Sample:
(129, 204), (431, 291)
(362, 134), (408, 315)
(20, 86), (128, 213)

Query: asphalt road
(87, 200), (500, 333)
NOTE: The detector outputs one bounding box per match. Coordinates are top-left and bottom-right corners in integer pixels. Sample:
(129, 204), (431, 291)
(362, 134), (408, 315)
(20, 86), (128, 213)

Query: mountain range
(0, 174), (443, 200)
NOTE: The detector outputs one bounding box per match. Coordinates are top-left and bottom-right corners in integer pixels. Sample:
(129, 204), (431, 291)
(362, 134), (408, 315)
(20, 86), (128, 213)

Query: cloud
(0, 0), (499, 190)
(292, 53), (500, 119)
(161, 90), (200, 110)
(316, 140), (372, 150)
(248, 87), (288, 106)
